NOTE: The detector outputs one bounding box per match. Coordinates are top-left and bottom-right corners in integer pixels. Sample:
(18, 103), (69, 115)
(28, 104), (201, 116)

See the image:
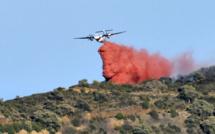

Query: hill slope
(0, 66), (215, 134)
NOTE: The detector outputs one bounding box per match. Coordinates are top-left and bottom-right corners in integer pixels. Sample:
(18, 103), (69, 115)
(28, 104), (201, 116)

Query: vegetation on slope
(0, 66), (215, 134)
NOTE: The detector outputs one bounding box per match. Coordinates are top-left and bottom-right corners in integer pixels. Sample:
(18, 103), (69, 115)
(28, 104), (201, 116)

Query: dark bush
(78, 79), (90, 87)
(33, 109), (61, 132)
(13, 122), (25, 133)
(142, 101), (149, 109)
(168, 123), (181, 132)
(169, 108), (179, 118)
(91, 80), (100, 89)
(89, 123), (96, 130)
(201, 116), (215, 134)
(149, 109), (159, 120)
(55, 104), (74, 116)
(188, 99), (214, 120)
(178, 85), (199, 102)
(80, 88), (85, 94)
(75, 99), (91, 111)
(48, 91), (64, 101)
(72, 117), (81, 127)
(193, 72), (206, 83)
(24, 121), (32, 132)
(115, 113), (124, 120)
(154, 99), (171, 109)
(184, 114), (200, 128)
(114, 126), (122, 131)
(93, 92), (108, 103)
(43, 100), (57, 111)
(122, 124), (133, 132)
(2, 124), (16, 134)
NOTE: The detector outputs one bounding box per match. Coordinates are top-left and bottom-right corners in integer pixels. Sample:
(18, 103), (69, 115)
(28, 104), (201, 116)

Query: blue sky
(1, 1), (215, 100)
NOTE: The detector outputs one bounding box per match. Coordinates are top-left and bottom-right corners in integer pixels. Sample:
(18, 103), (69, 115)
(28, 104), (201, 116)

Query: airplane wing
(110, 31), (126, 36)
(74, 37), (91, 39)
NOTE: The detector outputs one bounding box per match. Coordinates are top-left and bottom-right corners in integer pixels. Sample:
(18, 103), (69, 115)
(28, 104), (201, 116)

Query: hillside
(0, 66), (215, 134)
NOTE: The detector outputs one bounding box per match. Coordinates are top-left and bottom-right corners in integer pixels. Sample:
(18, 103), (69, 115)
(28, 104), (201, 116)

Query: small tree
(201, 116), (215, 134)
(170, 108), (179, 118)
(188, 99), (214, 120)
(193, 72), (205, 83)
(141, 96), (150, 109)
(72, 117), (81, 127)
(178, 85), (199, 102)
(149, 109), (159, 120)
(34, 110), (61, 132)
(75, 99), (91, 111)
(184, 114), (200, 128)
(115, 113), (124, 120)
(55, 104), (74, 117)
(24, 121), (32, 132)
(78, 79), (90, 87)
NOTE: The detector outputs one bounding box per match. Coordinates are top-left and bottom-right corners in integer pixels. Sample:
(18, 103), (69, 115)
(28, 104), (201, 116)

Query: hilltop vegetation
(0, 66), (215, 134)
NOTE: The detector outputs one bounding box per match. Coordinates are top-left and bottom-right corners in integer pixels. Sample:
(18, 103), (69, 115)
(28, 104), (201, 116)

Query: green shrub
(188, 99), (214, 120)
(54, 87), (65, 92)
(193, 72), (206, 83)
(133, 123), (153, 134)
(89, 123), (96, 130)
(13, 122), (25, 133)
(115, 113), (124, 120)
(75, 99), (91, 111)
(78, 79), (90, 87)
(55, 104), (74, 116)
(48, 91), (64, 101)
(149, 109), (159, 120)
(142, 101), (149, 109)
(168, 123), (181, 132)
(62, 125), (77, 134)
(186, 128), (194, 134)
(80, 88), (85, 93)
(3, 124), (16, 134)
(202, 91), (209, 95)
(114, 126), (122, 131)
(154, 97), (172, 109)
(31, 122), (44, 132)
(184, 114), (200, 128)
(72, 117), (81, 127)
(93, 92), (108, 103)
(24, 121), (32, 132)
(178, 85), (199, 102)
(91, 80), (100, 89)
(170, 108), (179, 118)
(33, 109), (61, 132)
(122, 124), (133, 132)
(201, 116), (215, 134)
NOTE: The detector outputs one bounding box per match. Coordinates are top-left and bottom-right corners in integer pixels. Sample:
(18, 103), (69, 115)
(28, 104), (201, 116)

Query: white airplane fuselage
(94, 34), (106, 43)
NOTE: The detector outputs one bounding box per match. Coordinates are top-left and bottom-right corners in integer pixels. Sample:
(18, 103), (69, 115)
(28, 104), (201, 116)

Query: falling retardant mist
(98, 42), (173, 84)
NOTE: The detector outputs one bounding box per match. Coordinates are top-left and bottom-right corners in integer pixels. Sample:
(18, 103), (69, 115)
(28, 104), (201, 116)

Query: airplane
(74, 30), (126, 43)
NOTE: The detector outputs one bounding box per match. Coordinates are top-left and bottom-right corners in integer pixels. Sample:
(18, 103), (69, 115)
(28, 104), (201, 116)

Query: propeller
(88, 34), (94, 41)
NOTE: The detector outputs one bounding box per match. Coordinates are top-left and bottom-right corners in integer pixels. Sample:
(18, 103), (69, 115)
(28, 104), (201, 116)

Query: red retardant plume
(98, 42), (172, 84)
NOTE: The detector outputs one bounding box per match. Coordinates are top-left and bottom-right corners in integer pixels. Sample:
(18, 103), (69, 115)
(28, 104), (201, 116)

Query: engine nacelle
(107, 34), (111, 39)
